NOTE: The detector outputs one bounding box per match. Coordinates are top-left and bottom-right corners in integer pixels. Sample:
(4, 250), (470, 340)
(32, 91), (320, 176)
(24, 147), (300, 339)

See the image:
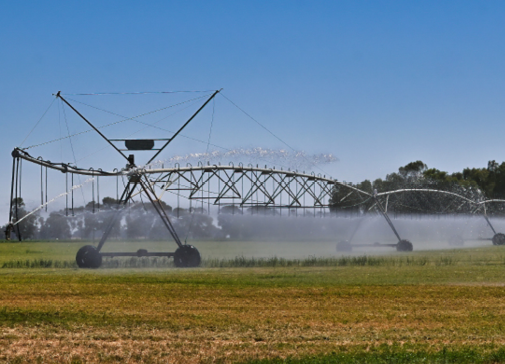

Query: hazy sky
(2, 1), (505, 221)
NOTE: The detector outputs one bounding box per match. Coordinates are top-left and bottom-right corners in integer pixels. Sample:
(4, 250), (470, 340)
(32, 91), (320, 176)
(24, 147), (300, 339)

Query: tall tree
(39, 212), (71, 240)
(5, 198), (39, 240)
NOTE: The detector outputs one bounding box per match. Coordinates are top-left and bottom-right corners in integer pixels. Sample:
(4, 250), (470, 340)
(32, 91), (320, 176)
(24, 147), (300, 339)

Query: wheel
(448, 235), (464, 247)
(492, 233), (505, 246)
(76, 245), (102, 268)
(174, 245), (201, 267)
(396, 239), (413, 252)
(336, 240), (352, 252)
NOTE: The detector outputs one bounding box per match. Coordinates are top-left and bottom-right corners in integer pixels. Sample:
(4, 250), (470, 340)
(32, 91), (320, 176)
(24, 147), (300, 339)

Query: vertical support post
(14, 157), (19, 221)
(8, 156), (16, 224)
(218, 170), (221, 215)
(231, 171), (235, 215)
(288, 178), (291, 217)
(40, 164), (44, 208)
(92, 176), (95, 214)
(295, 178), (298, 217)
(313, 183), (316, 218)
(208, 170), (210, 215)
(97, 176), (100, 212)
(14, 157), (21, 241)
(45, 166), (48, 212)
(65, 172), (68, 216)
(19, 159), (22, 203)
(279, 178), (282, 216)
(303, 185), (306, 217)
(189, 172), (192, 214)
(5, 155), (17, 240)
(251, 171), (254, 215)
(71, 173), (74, 216)
(263, 174), (265, 211)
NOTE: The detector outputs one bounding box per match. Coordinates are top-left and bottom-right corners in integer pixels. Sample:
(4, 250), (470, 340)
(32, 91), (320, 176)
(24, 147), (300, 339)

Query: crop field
(1, 241), (505, 363)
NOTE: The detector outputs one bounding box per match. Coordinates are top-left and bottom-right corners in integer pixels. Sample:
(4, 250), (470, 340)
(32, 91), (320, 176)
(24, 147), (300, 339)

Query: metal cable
(71, 97), (210, 164)
(206, 98), (215, 155)
(62, 90), (216, 96)
(66, 94), (209, 127)
(219, 92), (332, 177)
(22, 95), (210, 150)
(62, 101), (87, 206)
(19, 98), (57, 148)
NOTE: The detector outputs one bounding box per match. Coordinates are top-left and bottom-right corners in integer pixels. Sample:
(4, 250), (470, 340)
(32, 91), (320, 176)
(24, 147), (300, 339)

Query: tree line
(329, 160), (505, 215)
(3, 198), (219, 241)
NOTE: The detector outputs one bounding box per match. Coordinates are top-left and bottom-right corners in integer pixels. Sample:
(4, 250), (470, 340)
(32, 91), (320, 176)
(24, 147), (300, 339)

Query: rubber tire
(396, 239), (413, 252)
(336, 240), (352, 252)
(492, 233), (505, 246)
(174, 245), (201, 267)
(448, 235), (464, 247)
(76, 245), (102, 268)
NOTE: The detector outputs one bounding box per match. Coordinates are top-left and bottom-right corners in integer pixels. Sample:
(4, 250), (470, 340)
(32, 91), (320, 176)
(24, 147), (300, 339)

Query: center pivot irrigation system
(5, 90), (505, 268)
(7, 90), (223, 268)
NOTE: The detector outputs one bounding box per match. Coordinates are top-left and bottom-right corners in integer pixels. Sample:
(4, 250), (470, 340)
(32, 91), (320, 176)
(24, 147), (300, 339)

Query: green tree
(329, 160), (487, 215)
(399, 160), (427, 180)
(5, 198), (39, 240)
(329, 181), (371, 214)
(39, 212), (71, 240)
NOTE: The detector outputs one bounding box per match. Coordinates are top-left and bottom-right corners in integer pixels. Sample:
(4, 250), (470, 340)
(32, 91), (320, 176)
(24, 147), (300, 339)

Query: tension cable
(19, 98), (57, 148)
(61, 99), (87, 208)
(22, 94), (210, 151)
(219, 92), (331, 177)
(62, 90), (215, 96)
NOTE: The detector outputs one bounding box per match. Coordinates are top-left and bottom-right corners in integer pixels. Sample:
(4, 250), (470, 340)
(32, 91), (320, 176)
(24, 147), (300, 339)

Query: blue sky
(2, 1), (505, 220)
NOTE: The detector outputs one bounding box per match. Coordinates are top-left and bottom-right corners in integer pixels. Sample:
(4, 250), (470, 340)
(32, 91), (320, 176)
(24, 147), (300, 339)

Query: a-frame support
(481, 204), (505, 246)
(372, 191), (413, 251)
(56, 90), (221, 268)
(336, 191), (414, 252)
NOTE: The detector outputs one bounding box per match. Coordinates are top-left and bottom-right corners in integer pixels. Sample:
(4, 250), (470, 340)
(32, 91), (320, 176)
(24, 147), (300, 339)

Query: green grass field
(1, 240), (505, 363)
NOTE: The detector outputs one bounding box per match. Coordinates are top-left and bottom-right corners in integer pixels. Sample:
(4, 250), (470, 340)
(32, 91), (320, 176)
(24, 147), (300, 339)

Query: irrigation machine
(6, 90), (221, 268)
(5, 91), (505, 268)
